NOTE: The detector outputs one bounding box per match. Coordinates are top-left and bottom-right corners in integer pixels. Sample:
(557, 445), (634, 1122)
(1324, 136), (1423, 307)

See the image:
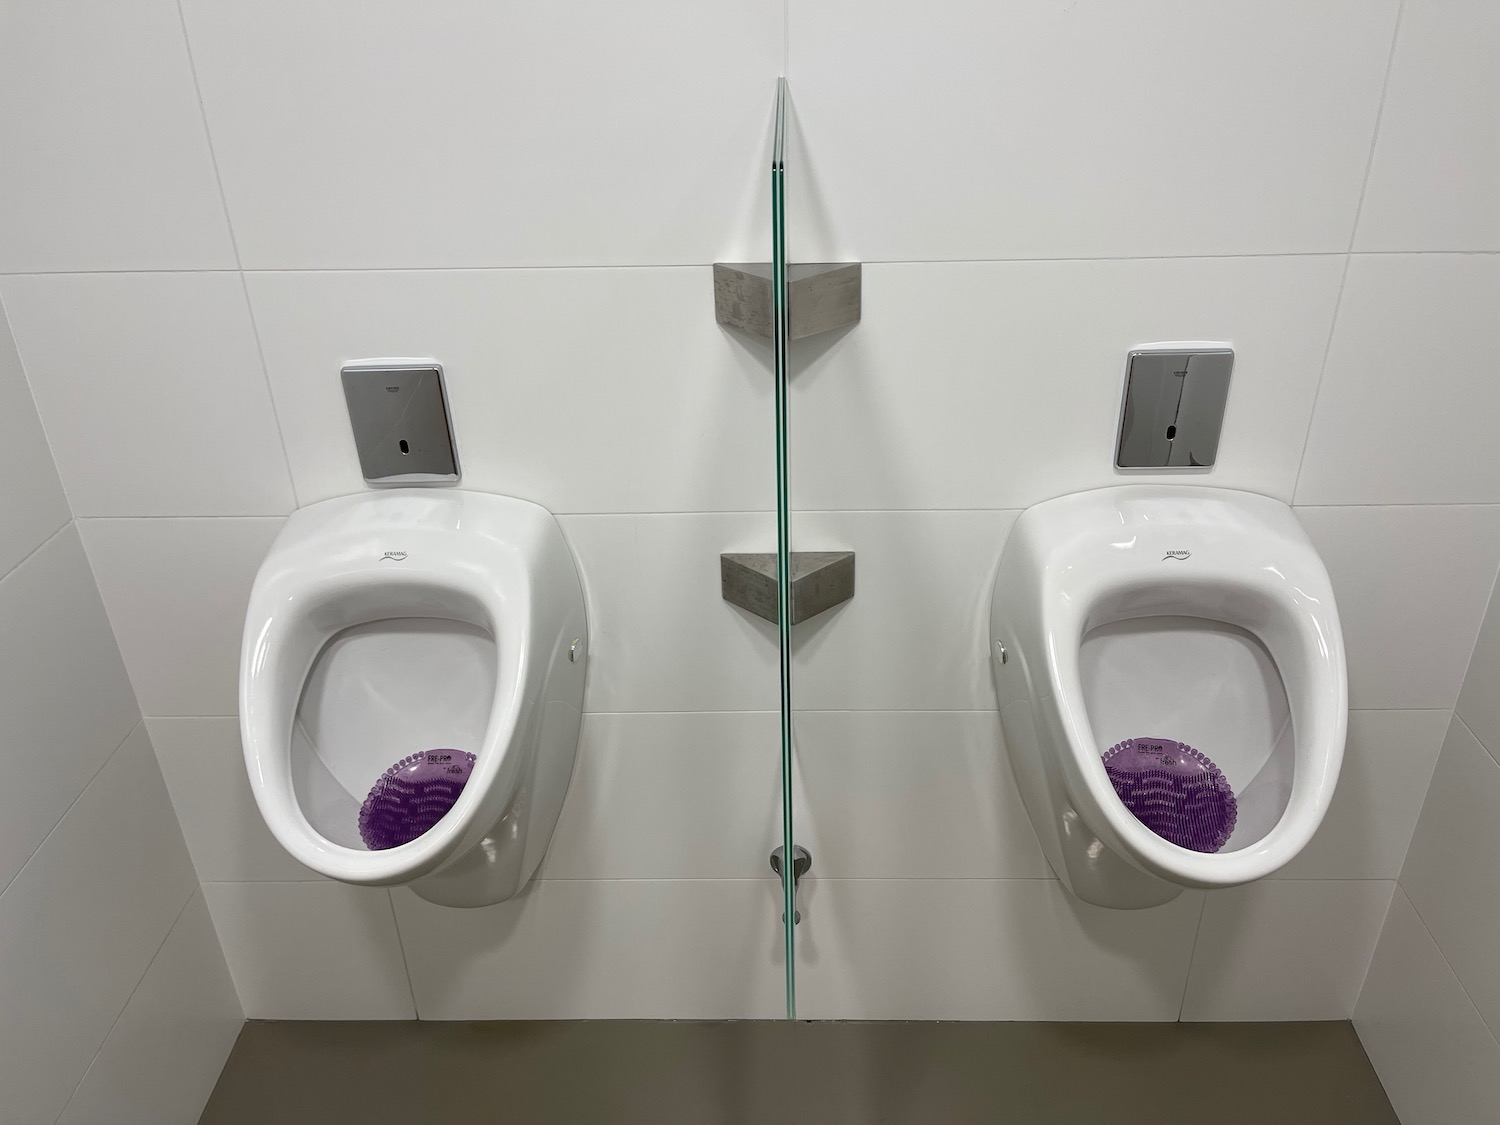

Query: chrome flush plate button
(1115, 347), (1233, 469)
(341, 361), (461, 486)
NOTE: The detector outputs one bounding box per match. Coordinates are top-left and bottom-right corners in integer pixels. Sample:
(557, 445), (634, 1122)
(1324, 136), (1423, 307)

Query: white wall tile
(0, 1), (234, 272)
(1399, 717), (1500, 1041)
(203, 883), (414, 1020)
(1296, 255), (1500, 505)
(1297, 505), (1500, 710)
(180, 0), (781, 268)
(1275, 709), (1449, 880)
(793, 710), (1048, 879)
(393, 880), (785, 1020)
(80, 518), (284, 716)
(1457, 574), (1500, 762)
(0, 526), (140, 892)
(1355, 2), (1500, 252)
(788, 1), (1396, 261)
(1, 273), (295, 517)
(541, 712), (781, 881)
(790, 510), (1016, 710)
(0, 304), (69, 576)
(0, 726), (198, 1125)
(790, 257), (1344, 511)
(1182, 880), (1394, 1021)
(149, 717), (320, 884)
(58, 893), (241, 1125)
(795, 879), (1202, 1021)
(561, 513), (779, 714)
(245, 269), (772, 513)
(1355, 889), (1500, 1125)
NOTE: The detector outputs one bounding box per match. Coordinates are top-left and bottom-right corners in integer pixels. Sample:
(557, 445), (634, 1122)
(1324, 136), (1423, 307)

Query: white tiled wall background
(0, 0), (1496, 1112)
(0, 297), (240, 1120)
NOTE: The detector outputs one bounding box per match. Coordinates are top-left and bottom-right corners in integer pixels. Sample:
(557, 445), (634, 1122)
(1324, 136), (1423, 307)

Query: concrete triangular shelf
(713, 263), (861, 340)
(721, 551), (855, 625)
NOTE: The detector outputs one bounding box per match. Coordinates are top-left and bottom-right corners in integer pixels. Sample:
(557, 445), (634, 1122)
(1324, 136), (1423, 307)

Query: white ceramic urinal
(990, 486), (1347, 908)
(239, 489), (586, 907)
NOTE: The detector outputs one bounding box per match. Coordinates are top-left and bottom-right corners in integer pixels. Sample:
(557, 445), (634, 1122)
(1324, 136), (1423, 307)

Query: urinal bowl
(990, 486), (1347, 909)
(240, 489), (587, 907)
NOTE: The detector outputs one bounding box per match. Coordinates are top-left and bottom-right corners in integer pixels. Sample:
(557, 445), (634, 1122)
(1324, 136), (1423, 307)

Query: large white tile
(393, 880), (785, 1020)
(0, 1), (234, 272)
(793, 710), (1048, 879)
(203, 883), (414, 1020)
(1355, 888), (1500, 1125)
(0, 303), (69, 576)
(789, 1), (1396, 261)
(0, 726), (198, 1125)
(1400, 717), (1500, 1041)
(181, 0), (780, 268)
(541, 712), (781, 881)
(1181, 880), (1394, 1021)
(790, 257), (1345, 511)
(58, 893), (241, 1125)
(1275, 709), (1449, 880)
(0, 526), (140, 892)
(1355, 2), (1500, 251)
(561, 513), (779, 714)
(1, 273), (295, 517)
(1457, 574), (1500, 762)
(149, 717), (320, 883)
(245, 269), (772, 513)
(795, 879), (1202, 1021)
(790, 510), (1016, 710)
(1296, 255), (1500, 505)
(81, 518), (284, 716)
(1297, 505), (1500, 710)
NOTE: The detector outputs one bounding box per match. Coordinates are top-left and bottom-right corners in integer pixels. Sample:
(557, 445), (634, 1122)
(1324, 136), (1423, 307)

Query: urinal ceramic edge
(239, 488), (587, 907)
(989, 485), (1347, 909)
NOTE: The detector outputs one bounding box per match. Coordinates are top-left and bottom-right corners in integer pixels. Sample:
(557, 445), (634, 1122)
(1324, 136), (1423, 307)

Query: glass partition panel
(771, 77), (797, 1021)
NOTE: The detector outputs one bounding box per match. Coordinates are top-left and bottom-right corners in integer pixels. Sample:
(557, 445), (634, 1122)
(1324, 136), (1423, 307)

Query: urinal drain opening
(1101, 737), (1237, 853)
(358, 749), (476, 851)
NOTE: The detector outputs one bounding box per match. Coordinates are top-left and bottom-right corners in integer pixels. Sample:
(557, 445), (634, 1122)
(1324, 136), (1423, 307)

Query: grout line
(0, 718), (142, 903)
(53, 886), (200, 1124)
(1455, 711), (1500, 774)
(173, 0), (302, 511)
(1350, 880), (1402, 1026)
(233, 273), (302, 509)
(1176, 893), (1210, 1022)
(385, 888), (421, 1020)
(0, 517), (71, 589)
(1389, 884), (1500, 1053)
(173, 0), (242, 273)
(1344, 0), (1408, 258)
(0, 290), (83, 520)
(2, 253), (1497, 283)
(40, 502), (1500, 523)
(16, 251), (1500, 281)
(73, 514), (288, 523)
(1289, 0), (1407, 503)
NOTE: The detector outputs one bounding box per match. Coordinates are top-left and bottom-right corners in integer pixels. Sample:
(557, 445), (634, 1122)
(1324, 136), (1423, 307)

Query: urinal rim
(238, 490), (559, 887)
(1044, 572), (1345, 888)
(992, 484), (1348, 893)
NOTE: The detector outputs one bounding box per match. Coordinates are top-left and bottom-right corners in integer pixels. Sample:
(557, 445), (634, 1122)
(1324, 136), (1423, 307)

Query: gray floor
(201, 1019), (1399, 1125)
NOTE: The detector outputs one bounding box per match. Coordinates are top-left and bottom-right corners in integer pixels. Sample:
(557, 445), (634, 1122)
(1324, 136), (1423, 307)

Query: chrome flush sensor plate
(341, 361), (460, 485)
(1115, 347), (1233, 469)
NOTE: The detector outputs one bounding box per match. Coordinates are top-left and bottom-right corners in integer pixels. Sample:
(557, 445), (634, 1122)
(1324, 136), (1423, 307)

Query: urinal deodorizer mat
(358, 749), (477, 851)
(1101, 738), (1237, 853)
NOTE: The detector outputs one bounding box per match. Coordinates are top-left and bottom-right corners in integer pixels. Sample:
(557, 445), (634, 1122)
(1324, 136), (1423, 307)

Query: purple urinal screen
(358, 749), (476, 851)
(1101, 737), (1237, 853)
